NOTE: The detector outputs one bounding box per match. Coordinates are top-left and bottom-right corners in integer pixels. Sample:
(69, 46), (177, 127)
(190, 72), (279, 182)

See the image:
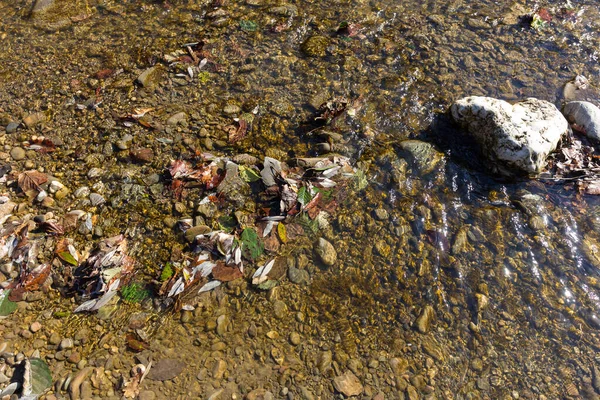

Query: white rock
(48, 180), (64, 194)
(563, 101), (600, 142)
(451, 97), (568, 176)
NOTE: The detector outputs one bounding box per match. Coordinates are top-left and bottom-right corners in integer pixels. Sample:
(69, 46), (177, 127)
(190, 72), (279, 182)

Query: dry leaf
(17, 170), (48, 192)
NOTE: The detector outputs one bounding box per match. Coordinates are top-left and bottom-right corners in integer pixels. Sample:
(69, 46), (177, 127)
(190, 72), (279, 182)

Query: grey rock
(451, 97), (568, 176)
(563, 101), (600, 142)
(10, 147), (26, 161)
(166, 112), (187, 126)
(147, 359), (186, 381)
(5, 122), (19, 134)
(315, 238), (337, 266)
(288, 266), (309, 285)
(562, 75), (600, 105)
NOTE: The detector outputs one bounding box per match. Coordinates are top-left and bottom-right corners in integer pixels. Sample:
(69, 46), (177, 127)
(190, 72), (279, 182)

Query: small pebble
(10, 147), (26, 160)
(30, 321), (42, 333)
(59, 338), (74, 350)
(5, 122), (19, 134)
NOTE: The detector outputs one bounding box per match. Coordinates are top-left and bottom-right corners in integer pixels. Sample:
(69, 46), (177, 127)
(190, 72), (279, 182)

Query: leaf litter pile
(0, 151), (364, 319)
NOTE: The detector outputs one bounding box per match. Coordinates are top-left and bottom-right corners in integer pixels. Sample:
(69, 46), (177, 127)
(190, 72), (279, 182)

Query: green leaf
(241, 227), (264, 260)
(218, 214), (238, 231)
(120, 283), (150, 304)
(0, 289), (17, 317)
(239, 19), (258, 32)
(239, 165), (261, 182)
(297, 186), (313, 207)
(29, 357), (52, 395)
(296, 214), (319, 236)
(160, 263), (174, 282)
(58, 251), (78, 266)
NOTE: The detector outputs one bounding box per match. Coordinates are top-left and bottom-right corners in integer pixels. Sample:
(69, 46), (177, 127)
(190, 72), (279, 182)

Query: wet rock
(59, 338), (73, 350)
(563, 75), (600, 106)
(451, 97), (568, 176)
(212, 359), (227, 379)
(185, 225), (211, 243)
(5, 122), (19, 133)
(288, 266), (309, 285)
(10, 147), (26, 160)
(333, 371), (363, 397)
(315, 238), (337, 266)
(289, 332), (301, 346)
(301, 35), (330, 57)
(22, 112), (47, 128)
(415, 305), (435, 333)
(147, 359), (186, 381)
(130, 148), (155, 163)
(136, 66), (165, 89)
(30, 322), (42, 333)
(374, 208), (389, 221)
(272, 300), (287, 319)
(166, 112), (187, 126)
(397, 140), (444, 175)
(223, 104), (241, 114)
(139, 390), (156, 400)
(317, 350), (332, 374)
(246, 388), (274, 400)
(563, 101), (600, 142)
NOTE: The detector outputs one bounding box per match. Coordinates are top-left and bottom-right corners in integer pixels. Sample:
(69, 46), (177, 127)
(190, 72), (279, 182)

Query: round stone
(10, 147), (26, 160)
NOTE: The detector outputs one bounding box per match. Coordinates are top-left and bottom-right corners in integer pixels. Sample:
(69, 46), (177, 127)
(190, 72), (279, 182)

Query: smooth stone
(30, 322), (42, 333)
(288, 266), (309, 285)
(22, 112), (46, 128)
(333, 371), (364, 397)
(5, 122), (19, 133)
(139, 390), (156, 400)
(136, 66), (165, 89)
(184, 225), (211, 243)
(166, 112), (187, 125)
(563, 101), (600, 142)
(289, 332), (301, 346)
(147, 359), (186, 381)
(451, 96), (568, 176)
(415, 305), (435, 334)
(315, 238), (337, 266)
(10, 147), (26, 160)
(59, 338), (74, 350)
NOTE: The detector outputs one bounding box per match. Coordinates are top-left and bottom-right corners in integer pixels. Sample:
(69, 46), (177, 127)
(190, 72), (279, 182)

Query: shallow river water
(1, 0), (600, 399)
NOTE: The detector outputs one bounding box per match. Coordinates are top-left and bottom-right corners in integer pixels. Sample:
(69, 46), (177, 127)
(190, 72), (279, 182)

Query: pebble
(272, 300), (288, 319)
(139, 390), (156, 400)
(5, 122), (19, 133)
(30, 321), (42, 333)
(49, 332), (61, 345)
(289, 332), (301, 346)
(59, 338), (74, 350)
(223, 104), (241, 114)
(374, 208), (389, 220)
(10, 147), (26, 160)
(166, 112), (187, 125)
(415, 305), (435, 334)
(288, 266), (310, 285)
(333, 371), (364, 397)
(314, 238), (337, 266)
(212, 359), (227, 379)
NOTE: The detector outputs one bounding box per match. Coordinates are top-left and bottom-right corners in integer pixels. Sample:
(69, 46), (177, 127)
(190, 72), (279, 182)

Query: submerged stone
(563, 101), (600, 142)
(451, 96), (568, 176)
(397, 140), (444, 176)
(314, 238), (337, 266)
(301, 35), (330, 57)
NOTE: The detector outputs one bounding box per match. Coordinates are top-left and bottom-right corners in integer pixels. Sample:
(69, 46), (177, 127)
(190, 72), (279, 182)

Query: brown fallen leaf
(17, 170), (48, 193)
(212, 262), (243, 282)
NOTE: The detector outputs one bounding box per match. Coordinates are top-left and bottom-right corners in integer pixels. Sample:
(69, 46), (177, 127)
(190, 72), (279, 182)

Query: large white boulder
(450, 97), (568, 176)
